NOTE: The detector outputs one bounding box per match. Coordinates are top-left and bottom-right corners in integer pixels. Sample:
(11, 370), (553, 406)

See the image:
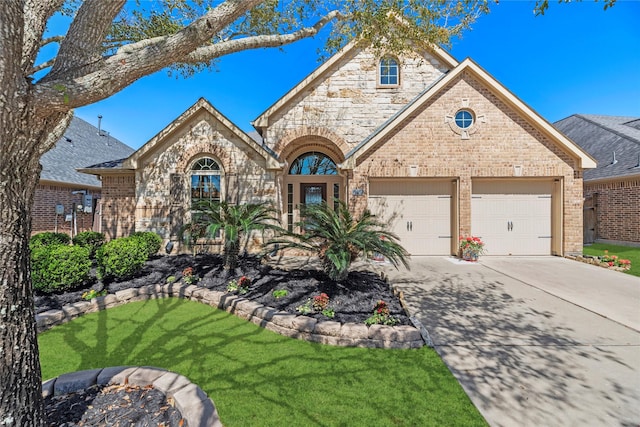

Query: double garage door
(368, 179), (555, 256)
(368, 180), (453, 256)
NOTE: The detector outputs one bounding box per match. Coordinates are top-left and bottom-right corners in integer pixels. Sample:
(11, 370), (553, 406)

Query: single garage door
(368, 180), (453, 255)
(472, 180), (552, 255)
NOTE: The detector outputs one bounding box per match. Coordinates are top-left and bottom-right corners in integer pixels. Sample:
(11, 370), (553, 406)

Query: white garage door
(472, 180), (552, 256)
(368, 180), (453, 255)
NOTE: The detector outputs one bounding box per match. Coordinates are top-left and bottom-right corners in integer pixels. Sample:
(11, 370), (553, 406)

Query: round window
(455, 110), (474, 129)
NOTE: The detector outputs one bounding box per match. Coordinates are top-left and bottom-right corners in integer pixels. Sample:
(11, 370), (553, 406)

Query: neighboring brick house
(554, 115), (640, 245)
(84, 42), (595, 256)
(34, 116), (133, 237)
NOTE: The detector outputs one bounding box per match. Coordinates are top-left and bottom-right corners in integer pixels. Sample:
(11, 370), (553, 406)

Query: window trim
(454, 109), (475, 130)
(378, 56), (400, 87)
(190, 157), (223, 208)
(289, 151), (338, 176)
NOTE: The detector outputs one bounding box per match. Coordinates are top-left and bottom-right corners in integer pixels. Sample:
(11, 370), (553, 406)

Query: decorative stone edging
(566, 255), (632, 272)
(36, 283), (425, 349)
(42, 366), (221, 427)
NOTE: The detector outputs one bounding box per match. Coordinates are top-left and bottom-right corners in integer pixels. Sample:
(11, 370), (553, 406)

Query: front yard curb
(36, 283), (426, 349)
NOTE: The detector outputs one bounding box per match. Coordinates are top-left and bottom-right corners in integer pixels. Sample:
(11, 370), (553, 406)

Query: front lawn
(39, 299), (487, 427)
(583, 243), (640, 277)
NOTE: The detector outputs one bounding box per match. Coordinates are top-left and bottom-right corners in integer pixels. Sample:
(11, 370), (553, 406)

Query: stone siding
(585, 177), (640, 243)
(133, 111), (277, 245)
(264, 48), (449, 156)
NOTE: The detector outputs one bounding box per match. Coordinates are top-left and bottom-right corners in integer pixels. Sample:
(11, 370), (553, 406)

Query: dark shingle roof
(554, 114), (640, 181)
(40, 116), (134, 187)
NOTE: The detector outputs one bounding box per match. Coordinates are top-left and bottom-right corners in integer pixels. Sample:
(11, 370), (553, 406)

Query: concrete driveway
(385, 257), (640, 427)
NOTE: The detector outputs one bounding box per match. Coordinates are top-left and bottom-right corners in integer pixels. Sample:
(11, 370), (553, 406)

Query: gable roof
(252, 40), (458, 131)
(554, 114), (640, 181)
(124, 98), (280, 170)
(40, 115), (134, 187)
(343, 58), (596, 170)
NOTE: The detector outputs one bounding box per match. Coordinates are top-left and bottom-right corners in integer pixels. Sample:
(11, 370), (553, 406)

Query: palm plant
(180, 201), (282, 270)
(270, 201), (409, 282)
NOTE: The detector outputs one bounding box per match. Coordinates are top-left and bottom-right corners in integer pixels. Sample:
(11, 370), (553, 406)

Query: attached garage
(471, 180), (562, 256)
(368, 179), (456, 256)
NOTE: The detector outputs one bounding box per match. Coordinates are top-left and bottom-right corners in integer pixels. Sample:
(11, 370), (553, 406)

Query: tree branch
(30, 59), (55, 75)
(39, 35), (65, 48)
(22, 0), (66, 74)
(35, 0), (265, 113)
(49, 0), (126, 79)
(184, 10), (342, 63)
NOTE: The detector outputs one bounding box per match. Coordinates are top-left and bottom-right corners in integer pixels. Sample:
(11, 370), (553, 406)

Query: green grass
(39, 299), (487, 427)
(583, 243), (640, 277)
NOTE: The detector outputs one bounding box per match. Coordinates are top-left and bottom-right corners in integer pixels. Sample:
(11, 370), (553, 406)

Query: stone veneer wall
(585, 177), (640, 243)
(263, 48), (450, 155)
(134, 112), (277, 245)
(36, 283), (425, 349)
(349, 72), (584, 255)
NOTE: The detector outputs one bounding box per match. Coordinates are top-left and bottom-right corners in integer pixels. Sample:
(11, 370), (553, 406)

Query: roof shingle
(554, 114), (640, 181)
(39, 116), (134, 187)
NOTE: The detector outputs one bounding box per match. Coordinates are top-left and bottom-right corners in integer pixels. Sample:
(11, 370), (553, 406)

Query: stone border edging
(42, 366), (221, 427)
(565, 254), (632, 273)
(36, 283), (425, 349)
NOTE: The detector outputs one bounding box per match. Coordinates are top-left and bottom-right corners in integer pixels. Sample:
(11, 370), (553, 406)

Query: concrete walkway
(385, 257), (640, 427)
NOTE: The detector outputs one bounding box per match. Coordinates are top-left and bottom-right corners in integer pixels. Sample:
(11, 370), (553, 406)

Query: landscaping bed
(581, 243), (639, 277)
(35, 253), (411, 326)
(44, 383), (184, 427)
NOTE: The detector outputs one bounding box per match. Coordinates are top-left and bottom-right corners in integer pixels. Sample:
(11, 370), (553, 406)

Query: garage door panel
(369, 180), (452, 256)
(472, 181), (552, 256)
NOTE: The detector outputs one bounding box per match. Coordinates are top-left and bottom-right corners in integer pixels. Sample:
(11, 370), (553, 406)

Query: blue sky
(68, 1), (640, 150)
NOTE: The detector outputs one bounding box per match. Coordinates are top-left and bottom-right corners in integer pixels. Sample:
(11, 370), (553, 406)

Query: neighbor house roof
(343, 58), (596, 170)
(554, 114), (640, 182)
(40, 116), (134, 188)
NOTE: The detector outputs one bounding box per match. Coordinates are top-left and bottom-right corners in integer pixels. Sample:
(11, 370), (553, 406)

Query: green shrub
(130, 231), (162, 258)
(31, 245), (91, 293)
(72, 231), (105, 258)
(96, 237), (148, 281)
(30, 232), (70, 249)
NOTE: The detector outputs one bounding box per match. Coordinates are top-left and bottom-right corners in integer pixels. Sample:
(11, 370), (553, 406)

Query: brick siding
(32, 183), (99, 236)
(348, 72), (584, 254)
(585, 178), (640, 243)
(100, 174), (136, 240)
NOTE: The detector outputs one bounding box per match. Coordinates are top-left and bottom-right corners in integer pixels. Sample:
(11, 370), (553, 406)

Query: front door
(300, 183), (326, 205)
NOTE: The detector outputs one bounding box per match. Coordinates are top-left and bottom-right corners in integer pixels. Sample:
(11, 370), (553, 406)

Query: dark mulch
(44, 384), (185, 426)
(35, 254), (410, 325)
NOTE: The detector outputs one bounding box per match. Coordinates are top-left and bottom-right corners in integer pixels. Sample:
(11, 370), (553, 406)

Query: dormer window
(379, 57), (399, 86)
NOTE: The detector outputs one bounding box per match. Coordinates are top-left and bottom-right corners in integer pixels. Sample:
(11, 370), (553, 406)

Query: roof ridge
(575, 114), (640, 146)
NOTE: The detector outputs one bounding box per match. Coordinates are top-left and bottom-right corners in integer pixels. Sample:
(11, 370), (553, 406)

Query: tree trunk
(0, 148), (45, 425)
(0, 99), (68, 425)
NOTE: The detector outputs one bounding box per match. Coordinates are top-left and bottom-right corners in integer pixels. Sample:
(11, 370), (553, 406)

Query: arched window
(289, 152), (337, 175)
(379, 57), (399, 86)
(190, 157), (221, 207)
